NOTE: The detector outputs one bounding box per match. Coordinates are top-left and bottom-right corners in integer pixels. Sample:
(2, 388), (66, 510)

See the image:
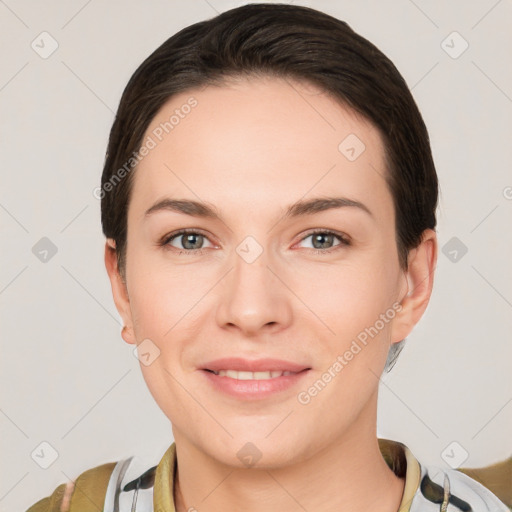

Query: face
(109, 76), (419, 468)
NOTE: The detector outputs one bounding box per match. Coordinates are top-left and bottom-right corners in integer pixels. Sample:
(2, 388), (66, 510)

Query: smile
(205, 369), (299, 379)
(201, 368), (311, 400)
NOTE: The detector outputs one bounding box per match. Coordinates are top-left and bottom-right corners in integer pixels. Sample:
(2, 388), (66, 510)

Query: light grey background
(1, 1), (511, 510)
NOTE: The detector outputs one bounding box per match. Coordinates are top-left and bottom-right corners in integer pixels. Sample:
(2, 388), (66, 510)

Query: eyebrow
(144, 196), (373, 220)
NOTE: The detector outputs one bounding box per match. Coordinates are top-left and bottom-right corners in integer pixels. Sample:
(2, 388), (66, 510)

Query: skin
(105, 76), (437, 512)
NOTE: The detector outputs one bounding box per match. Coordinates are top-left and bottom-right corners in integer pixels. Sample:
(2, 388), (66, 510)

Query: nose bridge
(215, 235), (292, 334)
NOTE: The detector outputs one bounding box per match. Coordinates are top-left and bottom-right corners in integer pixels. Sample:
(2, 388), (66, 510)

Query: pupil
(184, 234), (201, 249)
(313, 233), (332, 249)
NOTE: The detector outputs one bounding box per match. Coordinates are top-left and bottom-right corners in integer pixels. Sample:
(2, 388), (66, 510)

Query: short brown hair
(101, 3), (437, 281)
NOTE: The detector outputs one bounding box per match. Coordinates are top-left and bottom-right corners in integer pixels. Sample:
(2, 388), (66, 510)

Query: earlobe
(391, 229), (437, 343)
(104, 239), (137, 345)
(121, 325), (135, 345)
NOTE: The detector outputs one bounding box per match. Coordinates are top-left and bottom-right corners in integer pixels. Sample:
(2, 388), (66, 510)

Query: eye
(159, 228), (350, 255)
(160, 229), (215, 253)
(296, 230), (350, 254)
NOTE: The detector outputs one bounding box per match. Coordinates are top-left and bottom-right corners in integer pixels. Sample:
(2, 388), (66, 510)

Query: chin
(205, 433), (303, 470)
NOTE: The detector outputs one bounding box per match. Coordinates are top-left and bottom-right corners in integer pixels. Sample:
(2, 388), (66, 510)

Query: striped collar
(105, 438), (507, 511)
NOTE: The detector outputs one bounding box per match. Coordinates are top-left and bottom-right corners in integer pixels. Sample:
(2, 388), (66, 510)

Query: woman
(27, 3), (510, 511)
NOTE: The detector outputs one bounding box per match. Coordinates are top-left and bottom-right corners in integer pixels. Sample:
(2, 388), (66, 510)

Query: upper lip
(202, 357), (311, 373)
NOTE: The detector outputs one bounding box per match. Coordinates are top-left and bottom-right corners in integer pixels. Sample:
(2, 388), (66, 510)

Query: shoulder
(26, 453), (162, 512)
(386, 439), (511, 511)
(458, 456), (512, 510)
(26, 461), (117, 512)
(413, 460), (511, 511)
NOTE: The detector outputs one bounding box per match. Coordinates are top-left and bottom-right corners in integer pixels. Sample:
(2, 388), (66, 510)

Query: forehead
(129, 76), (392, 223)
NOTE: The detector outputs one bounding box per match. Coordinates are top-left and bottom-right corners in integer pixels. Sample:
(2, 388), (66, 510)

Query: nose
(215, 245), (293, 336)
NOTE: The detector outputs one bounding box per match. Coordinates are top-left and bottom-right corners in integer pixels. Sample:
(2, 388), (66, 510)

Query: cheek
(127, 274), (170, 339)
(294, 251), (401, 378)
(297, 261), (398, 408)
(125, 245), (205, 339)
(125, 253), (199, 419)
(295, 253), (399, 328)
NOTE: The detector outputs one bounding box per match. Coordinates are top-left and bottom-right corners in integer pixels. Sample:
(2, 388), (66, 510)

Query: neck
(172, 395), (405, 512)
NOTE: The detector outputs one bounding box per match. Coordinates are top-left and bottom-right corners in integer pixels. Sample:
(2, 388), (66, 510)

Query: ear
(391, 229), (437, 343)
(104, 238), (137, 345)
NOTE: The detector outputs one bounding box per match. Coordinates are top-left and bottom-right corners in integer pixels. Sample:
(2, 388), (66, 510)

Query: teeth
(213, 370), (296, 379)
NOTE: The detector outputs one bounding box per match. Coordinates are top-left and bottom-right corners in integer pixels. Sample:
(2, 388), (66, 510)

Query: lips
(202, 357), (311, 373)
(200, 360), (311, 400)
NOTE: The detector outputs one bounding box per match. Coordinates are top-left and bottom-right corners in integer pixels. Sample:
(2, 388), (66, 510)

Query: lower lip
(200, 369), (311, 400)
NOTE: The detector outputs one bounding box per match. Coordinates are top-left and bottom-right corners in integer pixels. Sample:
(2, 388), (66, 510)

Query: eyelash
(158, 228), (351, 256)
